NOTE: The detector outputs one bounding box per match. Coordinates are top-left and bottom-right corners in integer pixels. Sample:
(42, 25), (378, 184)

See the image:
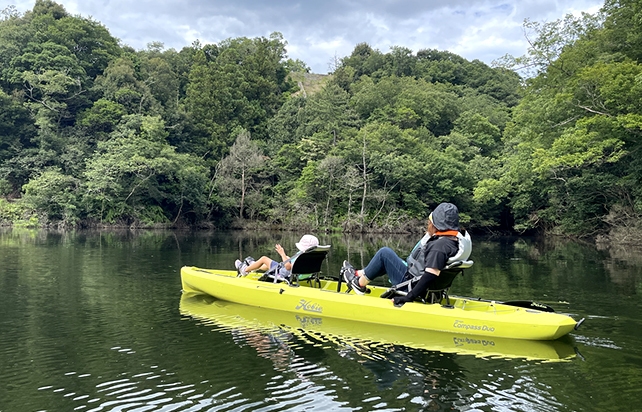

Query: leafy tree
(184, 33), (294, 160)
(284, 58), (310, 73)
(83, 115), (208, 225)
(0, 90), (37, 191)
(213, 130), (267, 220)
(21, 68), (84, 132)
(137, 43), (183, 113)
(268, 83), (360, 197)
(76, 98), (127, 142)
(265, 95), (307, 157)
(1, 0), (120, 109)
(385, 46), (416, 77)
(338, 42), (386, 80)
(295, 83), (360, 158)
(477, 5), (642, 236)
(123, 43), (201, 154)
(602, 0), (642, 62)
(93, 57), (160, 115)
(0, 0), (123, 200)
(350, 75), (460, 135)
(21, 167), (80, 226)
(452, 112), (502, 157)
(493, 13), (603, 79)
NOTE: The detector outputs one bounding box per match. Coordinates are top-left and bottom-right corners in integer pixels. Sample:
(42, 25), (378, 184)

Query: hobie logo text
(295, 315), (323, 327)
(295, 299), (323, 313)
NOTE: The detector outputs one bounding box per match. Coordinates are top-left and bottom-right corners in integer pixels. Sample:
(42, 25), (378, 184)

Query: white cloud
(10, 0), (605, 73)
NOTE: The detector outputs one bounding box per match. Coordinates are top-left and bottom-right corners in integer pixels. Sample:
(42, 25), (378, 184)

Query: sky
(7, 0), (604, 74)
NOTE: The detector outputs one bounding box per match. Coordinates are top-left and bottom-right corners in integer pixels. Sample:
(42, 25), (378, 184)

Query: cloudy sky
(9, 0), (603, 74)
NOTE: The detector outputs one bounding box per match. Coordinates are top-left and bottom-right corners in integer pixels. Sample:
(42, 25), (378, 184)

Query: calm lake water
(1, 228), (641, 412)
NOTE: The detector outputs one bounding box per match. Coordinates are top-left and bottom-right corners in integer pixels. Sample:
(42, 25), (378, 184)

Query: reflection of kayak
(181, 266), (581, 340)
(179, 293), (577, 361)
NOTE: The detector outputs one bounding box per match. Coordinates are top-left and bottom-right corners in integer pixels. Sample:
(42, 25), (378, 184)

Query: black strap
(393, 272), (438, 307)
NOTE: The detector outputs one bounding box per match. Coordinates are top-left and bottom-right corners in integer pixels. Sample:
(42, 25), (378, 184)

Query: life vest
(406, 231), (472, 278)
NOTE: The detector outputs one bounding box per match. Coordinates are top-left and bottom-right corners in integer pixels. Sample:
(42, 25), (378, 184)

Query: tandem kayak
(180, 293), (578, 361)
(180, 266), (583, 341)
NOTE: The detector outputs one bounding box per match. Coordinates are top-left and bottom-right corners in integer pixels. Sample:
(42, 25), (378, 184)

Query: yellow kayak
(180, 266), (582, 341)
(180, 293), (577, 361)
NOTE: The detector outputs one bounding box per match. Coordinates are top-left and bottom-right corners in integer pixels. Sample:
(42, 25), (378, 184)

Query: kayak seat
(258, 245), (331, 287)
(380, 231), (473, 306)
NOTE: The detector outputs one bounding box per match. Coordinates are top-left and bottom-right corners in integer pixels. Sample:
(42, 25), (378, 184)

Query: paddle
(500, 300), (556, 313)
(470, 298), (556, 313)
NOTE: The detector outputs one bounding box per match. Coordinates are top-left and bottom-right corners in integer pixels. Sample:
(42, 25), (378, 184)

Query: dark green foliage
(184, 33), (296, 160)
(2, 0), (639, 238)
(0, 90), (37, 192)
(83, 114), (209, 225)
(480, 2), (642, 238)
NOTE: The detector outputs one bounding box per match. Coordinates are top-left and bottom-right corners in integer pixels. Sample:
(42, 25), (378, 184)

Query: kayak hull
(180, 266), (579, 341)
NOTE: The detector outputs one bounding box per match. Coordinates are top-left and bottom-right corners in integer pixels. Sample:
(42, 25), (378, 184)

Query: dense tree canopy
(477, 0), (642, 241)
(1, 0), (640, 242)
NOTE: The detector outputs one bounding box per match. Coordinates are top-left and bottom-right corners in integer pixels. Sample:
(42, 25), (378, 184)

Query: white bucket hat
(295, 234), (319, 251)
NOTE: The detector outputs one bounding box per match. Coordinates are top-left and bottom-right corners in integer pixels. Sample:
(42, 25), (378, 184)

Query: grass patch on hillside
(289, 72), (331, 97)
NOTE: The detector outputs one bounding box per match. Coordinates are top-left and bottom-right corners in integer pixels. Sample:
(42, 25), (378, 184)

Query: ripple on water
(11, 326), (352, 412)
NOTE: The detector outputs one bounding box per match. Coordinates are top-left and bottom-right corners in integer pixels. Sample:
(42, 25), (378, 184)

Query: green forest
(0, 0), (640, 242)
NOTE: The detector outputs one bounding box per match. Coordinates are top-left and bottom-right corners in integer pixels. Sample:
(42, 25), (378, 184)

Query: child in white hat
(235, 234), (319, 276)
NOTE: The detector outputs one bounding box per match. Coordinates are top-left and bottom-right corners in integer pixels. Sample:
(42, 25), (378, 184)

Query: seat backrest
(290, 245), (331, 275)
(443, 230), (473, 271)
(447, 231), (472, 263)
(259, 245), (331, 284)
(427, 269), (461, 291)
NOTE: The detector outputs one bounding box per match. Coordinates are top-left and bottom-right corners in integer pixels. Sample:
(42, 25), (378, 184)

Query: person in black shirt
(342, 203), (460, 306)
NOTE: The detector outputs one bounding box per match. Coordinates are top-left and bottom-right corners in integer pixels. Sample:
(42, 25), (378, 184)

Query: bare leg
(246, 256), (273, 273)
(357, 272), (370, 287)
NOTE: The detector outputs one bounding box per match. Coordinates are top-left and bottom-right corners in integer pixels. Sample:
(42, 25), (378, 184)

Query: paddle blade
(502, 300), (556, 312)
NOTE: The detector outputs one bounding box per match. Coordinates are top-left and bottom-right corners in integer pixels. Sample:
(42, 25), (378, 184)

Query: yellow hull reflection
(180, 293), (577, 362)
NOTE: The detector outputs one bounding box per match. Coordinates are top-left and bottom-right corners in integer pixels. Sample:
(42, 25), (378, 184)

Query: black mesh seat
(258, 245), (331, 287)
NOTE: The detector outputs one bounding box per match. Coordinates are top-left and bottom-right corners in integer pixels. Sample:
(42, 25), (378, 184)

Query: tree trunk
(360, 133), (367, 231)
(239, 168), (245, 219)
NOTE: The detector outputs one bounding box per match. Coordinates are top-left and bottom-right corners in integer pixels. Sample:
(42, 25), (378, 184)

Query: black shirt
(421, 235), (459, 272)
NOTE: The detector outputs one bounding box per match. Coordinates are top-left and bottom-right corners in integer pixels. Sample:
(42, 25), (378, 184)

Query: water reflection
(179, 294), (582, 411)
(180, 293), (464, 410)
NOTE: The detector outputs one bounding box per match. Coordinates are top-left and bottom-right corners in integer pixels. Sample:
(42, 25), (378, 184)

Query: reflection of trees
(4, 229), (635, 411)
(5, 227), (640, 299)
(334, 341), (465, 410)
(533, 237), (641, 295)
(598, 243), (642, 290)
(466, 235), (642, 301)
